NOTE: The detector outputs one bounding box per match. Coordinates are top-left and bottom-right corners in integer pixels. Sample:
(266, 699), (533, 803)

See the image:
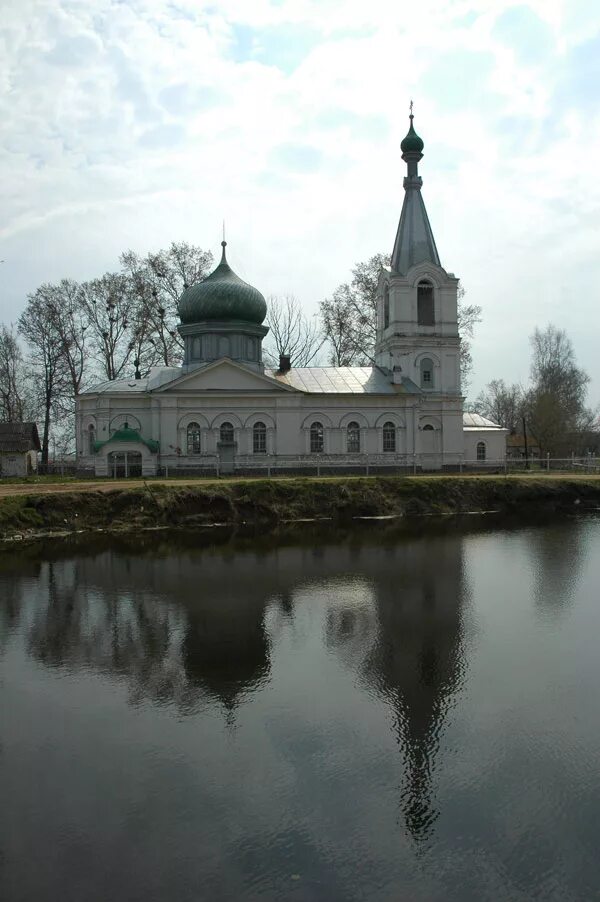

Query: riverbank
(1, 474), (600, 542)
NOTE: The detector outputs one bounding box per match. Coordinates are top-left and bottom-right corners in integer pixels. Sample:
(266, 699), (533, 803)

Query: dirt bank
(1, 475), (599, 543)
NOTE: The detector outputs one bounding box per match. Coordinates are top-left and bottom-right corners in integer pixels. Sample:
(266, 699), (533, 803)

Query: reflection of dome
(182, 612), (270, 711)
(401, 115), (424, 155)
(178, 241), (267, 326)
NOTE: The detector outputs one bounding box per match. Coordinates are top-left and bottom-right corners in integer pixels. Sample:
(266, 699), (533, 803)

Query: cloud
(1, 0), (600, 403)
(271, 143), (323, 172)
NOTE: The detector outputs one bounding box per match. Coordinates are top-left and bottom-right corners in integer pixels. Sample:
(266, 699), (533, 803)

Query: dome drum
(178, 320), (269, 372)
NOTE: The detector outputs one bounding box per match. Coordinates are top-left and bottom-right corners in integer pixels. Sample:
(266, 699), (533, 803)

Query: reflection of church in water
(25, 527), (468, 839)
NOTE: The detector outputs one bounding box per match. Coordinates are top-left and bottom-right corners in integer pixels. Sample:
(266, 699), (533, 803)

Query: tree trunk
(42, 398), (51, 466)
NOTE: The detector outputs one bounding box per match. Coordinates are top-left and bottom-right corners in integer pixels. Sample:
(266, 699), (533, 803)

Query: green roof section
(94, 425), (159, 454)
(400, 114), (424, 155)
(178, 241), (267, 326)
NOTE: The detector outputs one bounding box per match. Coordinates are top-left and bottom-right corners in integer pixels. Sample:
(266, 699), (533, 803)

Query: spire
(390, 106), (441, 275)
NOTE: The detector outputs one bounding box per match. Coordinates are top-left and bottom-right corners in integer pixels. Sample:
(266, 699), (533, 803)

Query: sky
(1, 0), (599, 402)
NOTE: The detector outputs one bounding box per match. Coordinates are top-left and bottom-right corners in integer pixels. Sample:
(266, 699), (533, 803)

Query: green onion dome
(400, 115), (424, 154)
(178, 242), (267, 325)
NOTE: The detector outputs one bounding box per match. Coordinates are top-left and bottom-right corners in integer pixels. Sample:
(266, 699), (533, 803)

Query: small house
(0, 423), (41, 477)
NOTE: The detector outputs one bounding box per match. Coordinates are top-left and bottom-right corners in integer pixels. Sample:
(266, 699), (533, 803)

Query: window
(253, 421), (267, 454)
(220, 422), (234, 443)
(383, 422), (396, 453)
(417, 280), (434, 326)
(420, 357), (434, 389)
(383, 284), (390, 330)
(423, 424), (434, 431)
(88, 424), (95, 455)
(477, 441), (486, 461)
(347, 421), (360, 453)
(187, 422), (201, 455)
(310, 422), (324, 454)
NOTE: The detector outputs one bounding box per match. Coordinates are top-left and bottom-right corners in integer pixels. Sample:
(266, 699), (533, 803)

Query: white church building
(76, 115), (506, 477)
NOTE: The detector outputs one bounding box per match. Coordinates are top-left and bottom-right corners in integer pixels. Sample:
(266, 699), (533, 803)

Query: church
(76, 114), (506, 477)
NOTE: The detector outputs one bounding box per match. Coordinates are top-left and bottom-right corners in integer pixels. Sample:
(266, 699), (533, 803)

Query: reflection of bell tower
(364, 534), (467, 842)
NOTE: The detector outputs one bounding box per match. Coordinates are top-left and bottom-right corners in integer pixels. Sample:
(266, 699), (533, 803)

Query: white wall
(463, 429), (507, 464)
(77, 380), (472, 474)
(0, 450), (37, 477)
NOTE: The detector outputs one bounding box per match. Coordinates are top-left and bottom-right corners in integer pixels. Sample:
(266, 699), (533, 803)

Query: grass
(1, 473), (599, 541)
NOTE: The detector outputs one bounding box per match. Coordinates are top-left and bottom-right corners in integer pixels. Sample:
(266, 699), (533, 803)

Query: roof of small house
(0, 422), (41, 453)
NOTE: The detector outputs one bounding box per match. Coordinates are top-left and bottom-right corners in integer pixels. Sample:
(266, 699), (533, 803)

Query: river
(1, 515), (599, 901)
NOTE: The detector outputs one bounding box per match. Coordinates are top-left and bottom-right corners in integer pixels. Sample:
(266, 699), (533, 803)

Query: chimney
(279, 354), (291, 373)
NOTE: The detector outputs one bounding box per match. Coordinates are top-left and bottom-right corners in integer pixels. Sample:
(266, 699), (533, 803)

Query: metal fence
(155, 454), (600, 479)
(11, 454), (597, 480)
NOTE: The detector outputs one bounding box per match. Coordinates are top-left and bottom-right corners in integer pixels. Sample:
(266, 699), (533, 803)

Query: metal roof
(0, 422), (41, 452)
(83, 367), (181, 395)
(178, 242), (267, 326)
(391, 183), (441, 275)
(83, 364), (422, 397)
(266, 366), (405, 394)
(463, 412), (504, 429)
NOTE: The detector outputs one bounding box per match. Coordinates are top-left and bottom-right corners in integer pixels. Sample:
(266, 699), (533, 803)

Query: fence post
(317, 456), (320, 478)
(546, 452), (550, 473)
(366, 454), (369, 476)
(504, 456), (507, 475)
(413, 453), (417, 475)
(267, 455), (271, 478)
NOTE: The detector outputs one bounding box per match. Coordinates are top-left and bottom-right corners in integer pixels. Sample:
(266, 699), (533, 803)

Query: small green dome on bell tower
(400, 113), (424, 155)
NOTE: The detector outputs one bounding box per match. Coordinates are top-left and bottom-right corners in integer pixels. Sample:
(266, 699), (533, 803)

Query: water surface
(2, 516), (600, 901)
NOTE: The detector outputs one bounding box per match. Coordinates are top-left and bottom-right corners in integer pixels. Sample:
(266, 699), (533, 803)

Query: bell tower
(375, 109), (461, 398)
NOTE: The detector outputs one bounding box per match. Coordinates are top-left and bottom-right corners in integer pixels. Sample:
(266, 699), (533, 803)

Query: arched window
(220, 422), (234, 444)
(310, 422), (324, 454)
(423, 424), (434, 431)
(477, 441), (486, 461)
(383, 284), (390, 330)
(347, 421), (360, 453)
(187, 422), (201, 455)
(253, 421), (267, 454)
(383, 421), (396, 453)
(417, 280), (434, 326)
(88, 424), (96, 455)
(420, 357), (434, 389)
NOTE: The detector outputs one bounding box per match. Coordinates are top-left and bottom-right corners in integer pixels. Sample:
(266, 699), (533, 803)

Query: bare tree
(264, 295), (325, 367)
(525, 325), (594, 455)
(472, 379), (524, 433)
(18, 289), (68, 465)
(319, 253), (387, 366)
(121, 242), (213, 368)
(81, 273), (135, 381)
(42, 280), (88, 405)
(456, 286), (482, 392)
(0, 324), (30, 422)
(474, 325), (596, 455)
